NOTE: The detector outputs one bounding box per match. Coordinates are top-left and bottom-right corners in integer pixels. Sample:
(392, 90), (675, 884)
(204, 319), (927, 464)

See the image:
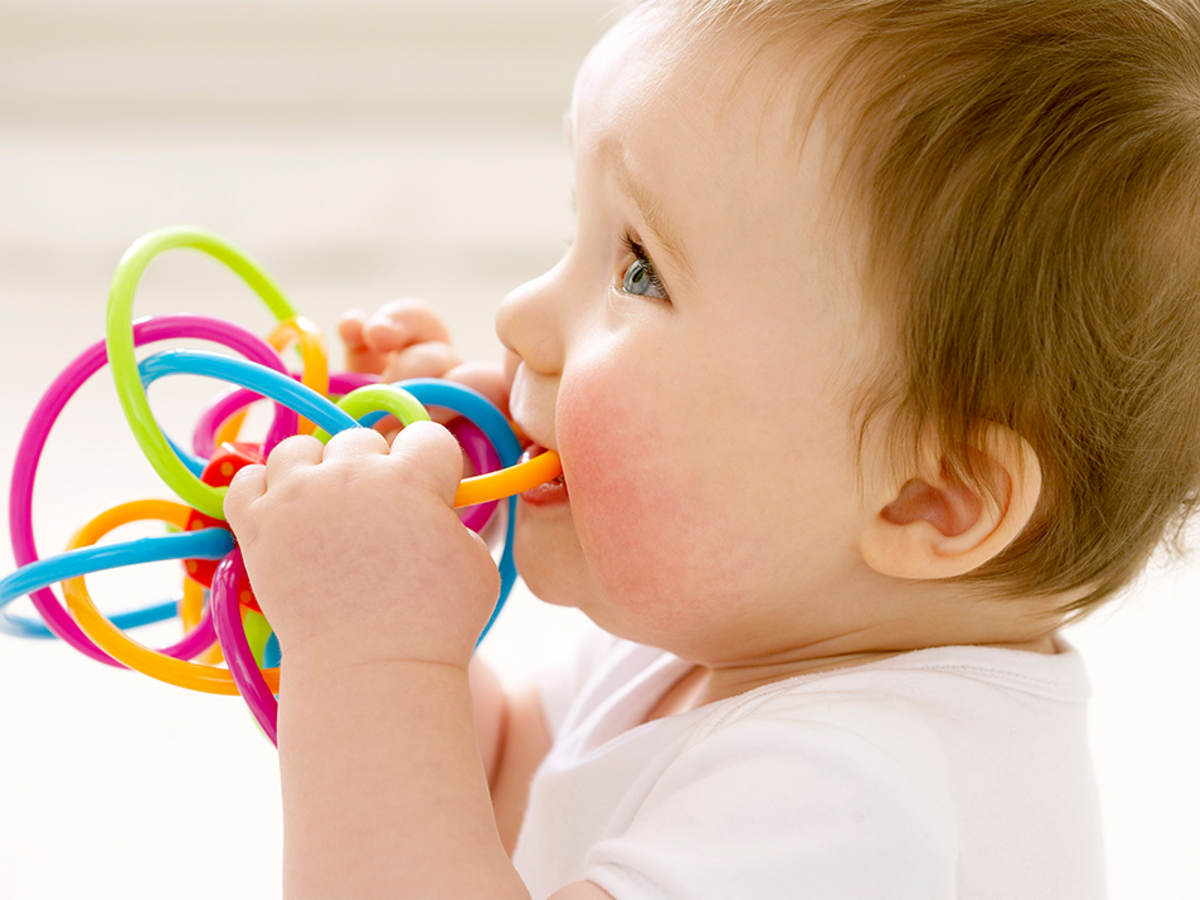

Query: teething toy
(0, 226), (562, 745)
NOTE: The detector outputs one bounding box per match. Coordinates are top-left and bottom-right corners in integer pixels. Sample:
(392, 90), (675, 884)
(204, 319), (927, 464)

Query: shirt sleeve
(579, 713), (958, 900)
(536, 615), (621, 739)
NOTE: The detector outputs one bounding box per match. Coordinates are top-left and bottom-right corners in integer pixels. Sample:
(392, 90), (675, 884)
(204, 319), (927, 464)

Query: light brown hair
(635, 0), (1200, 622)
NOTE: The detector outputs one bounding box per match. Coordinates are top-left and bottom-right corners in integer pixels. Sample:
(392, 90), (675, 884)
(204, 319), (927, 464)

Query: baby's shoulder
(647, 682), (959, 852)
(687, 669), (956, 795)
(695, 641), (1080, 756)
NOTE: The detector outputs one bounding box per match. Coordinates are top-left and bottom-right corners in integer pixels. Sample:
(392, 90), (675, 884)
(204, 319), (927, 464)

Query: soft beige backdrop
(0, 2), (1195, 897)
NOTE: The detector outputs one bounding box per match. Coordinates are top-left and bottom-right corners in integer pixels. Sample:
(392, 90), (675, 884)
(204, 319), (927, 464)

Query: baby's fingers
(362, 297), (454, 356)
(223, 463), (267, 544)
(443, 361), (511, 419)
(337, 309), (368, 352)
(374, 360), (509, 438)
(371, 405), (460, 443)
(380, 340), (462, 384)
(339, 308), (387, 374)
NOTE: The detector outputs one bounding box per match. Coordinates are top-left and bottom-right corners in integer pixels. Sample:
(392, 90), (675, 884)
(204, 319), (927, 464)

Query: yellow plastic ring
(214, 316), (327, 443)
(268, 316), (328, 435)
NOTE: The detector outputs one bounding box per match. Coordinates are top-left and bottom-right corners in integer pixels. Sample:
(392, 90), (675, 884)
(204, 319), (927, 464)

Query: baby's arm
(336, 300), (532, 806)
(489, 676), (555, 855)
(254, 299), (582, 896)
(469, 659), (557, 859)
(470, 653), (509, 793)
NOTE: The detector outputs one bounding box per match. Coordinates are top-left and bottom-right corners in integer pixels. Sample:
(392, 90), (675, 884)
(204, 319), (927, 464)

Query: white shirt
(512, 619), (1107, 899)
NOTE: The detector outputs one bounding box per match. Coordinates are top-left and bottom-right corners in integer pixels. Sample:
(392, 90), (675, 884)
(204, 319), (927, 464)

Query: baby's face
(496, 4), (888, 661)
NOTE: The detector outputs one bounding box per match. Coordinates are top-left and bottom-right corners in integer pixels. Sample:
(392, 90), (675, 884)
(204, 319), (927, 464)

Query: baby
(223, 0), (1200, 896)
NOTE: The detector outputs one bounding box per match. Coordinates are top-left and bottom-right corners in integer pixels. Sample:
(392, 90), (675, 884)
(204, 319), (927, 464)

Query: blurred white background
(0, 1), (1196, 897)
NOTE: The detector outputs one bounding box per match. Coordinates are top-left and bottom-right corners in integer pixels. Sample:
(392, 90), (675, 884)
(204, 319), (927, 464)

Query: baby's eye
(619, 232), (669, 302)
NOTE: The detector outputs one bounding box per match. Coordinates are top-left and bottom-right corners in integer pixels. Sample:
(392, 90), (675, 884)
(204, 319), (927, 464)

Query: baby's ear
(857, 421), (1042, 580)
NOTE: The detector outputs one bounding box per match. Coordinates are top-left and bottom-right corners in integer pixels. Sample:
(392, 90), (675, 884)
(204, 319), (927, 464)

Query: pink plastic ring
(210, 548), (278, 744)
(8, 315), (297, 666)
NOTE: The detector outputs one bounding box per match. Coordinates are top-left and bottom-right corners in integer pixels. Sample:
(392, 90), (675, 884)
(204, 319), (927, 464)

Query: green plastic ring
(311, 384), (433, 444)
(105, 226), (300, 520)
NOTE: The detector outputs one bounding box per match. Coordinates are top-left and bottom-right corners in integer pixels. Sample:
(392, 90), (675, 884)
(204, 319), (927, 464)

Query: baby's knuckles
(235, 444), (500, 669)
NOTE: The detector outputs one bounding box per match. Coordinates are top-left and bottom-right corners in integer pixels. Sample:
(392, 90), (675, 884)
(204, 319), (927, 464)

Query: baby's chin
(512, 501), (592, 606)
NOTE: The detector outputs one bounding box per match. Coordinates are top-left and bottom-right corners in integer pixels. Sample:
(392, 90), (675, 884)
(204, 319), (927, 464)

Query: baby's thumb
(389, 419), (464, 509)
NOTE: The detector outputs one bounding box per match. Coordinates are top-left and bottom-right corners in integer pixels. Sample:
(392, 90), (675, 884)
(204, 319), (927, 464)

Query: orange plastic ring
(61, 499), (279, 695)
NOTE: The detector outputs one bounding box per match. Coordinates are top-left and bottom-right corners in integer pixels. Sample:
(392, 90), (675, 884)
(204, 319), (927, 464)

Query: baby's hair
(628, 0), (1200, 623)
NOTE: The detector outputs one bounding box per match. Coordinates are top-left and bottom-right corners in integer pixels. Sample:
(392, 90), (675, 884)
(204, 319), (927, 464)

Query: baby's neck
(677, 632), (1059, 716)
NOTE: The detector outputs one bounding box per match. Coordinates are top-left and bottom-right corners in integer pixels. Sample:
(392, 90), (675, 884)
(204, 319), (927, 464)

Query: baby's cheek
(557, 374), (705, 625)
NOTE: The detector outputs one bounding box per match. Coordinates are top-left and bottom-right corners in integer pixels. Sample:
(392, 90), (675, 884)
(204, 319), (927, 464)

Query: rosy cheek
(557, 368), (698, 621)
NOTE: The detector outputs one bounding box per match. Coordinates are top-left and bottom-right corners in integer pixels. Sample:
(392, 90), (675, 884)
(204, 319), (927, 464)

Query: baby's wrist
(279, 627), (471, 685)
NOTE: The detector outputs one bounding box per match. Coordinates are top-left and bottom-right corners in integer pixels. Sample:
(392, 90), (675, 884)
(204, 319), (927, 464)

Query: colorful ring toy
(0, 225), (562, 746)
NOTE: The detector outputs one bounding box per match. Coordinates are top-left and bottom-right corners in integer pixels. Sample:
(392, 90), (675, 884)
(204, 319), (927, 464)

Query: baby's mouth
(522, 441), (567, 488)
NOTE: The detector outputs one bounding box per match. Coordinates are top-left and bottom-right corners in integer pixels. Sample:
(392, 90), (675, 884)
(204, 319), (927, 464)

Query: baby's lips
(521, 441), (566, 486)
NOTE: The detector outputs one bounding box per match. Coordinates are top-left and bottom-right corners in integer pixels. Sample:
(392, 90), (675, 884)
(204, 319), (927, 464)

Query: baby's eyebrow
(563, 108), (696, 290)
(613, 156), (696, 289)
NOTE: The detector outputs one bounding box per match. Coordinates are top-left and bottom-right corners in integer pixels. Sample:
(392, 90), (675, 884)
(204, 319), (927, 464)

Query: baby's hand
(223, 422), (501, 670)
(338, 298), (511, 440)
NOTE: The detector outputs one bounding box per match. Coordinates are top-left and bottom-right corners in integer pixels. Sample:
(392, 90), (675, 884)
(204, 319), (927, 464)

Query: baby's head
(495, 0), (1200, 666)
